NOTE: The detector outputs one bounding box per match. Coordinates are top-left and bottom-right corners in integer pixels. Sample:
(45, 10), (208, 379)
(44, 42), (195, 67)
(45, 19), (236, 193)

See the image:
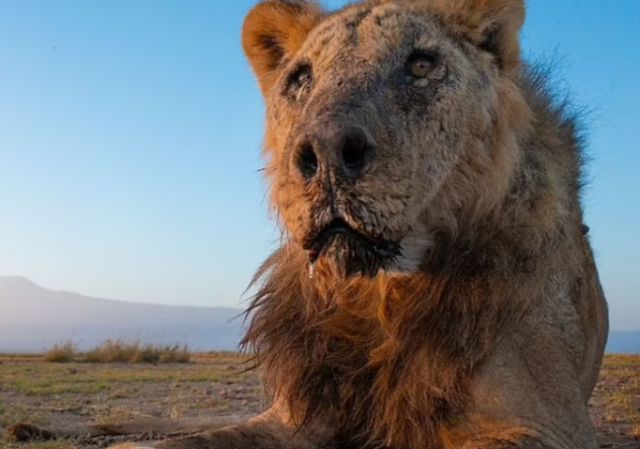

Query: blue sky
(0, 0), (638, 330)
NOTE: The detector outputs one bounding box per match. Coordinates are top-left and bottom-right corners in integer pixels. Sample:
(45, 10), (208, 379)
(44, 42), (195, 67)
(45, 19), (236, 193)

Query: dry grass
(0, 351), (258, 449)
(42, 339), (191, 364)
(42, 341), (77, 363)
(0, 434), (73, 449)
(0, 353), (637, 449)
(589, 354), (640, 447)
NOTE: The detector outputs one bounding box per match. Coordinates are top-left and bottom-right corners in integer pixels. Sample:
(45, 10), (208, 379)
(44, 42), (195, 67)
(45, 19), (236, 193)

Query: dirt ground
(0, 353), (638, 449)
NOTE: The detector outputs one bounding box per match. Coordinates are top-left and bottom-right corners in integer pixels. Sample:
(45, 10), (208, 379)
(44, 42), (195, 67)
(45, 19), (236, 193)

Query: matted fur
(7, 1), (608, 449)
(242, 218), (551, 448)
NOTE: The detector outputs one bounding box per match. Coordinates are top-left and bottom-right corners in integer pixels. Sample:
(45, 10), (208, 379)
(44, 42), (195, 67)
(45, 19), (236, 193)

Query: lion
(7, 0), (609, 448)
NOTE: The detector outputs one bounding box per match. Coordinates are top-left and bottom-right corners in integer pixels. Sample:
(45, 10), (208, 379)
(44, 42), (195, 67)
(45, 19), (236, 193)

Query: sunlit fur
(239, 1), (608, 448)
(8, 1), (609, 449)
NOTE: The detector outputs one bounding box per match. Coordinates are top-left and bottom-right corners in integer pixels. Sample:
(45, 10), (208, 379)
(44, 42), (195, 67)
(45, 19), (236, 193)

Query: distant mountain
(0, 276), (246, 353)
(606, 331), (640, 353)
(0, 276), (638, 354)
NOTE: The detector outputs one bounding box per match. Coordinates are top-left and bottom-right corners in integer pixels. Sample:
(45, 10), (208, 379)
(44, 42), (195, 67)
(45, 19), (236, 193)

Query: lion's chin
(302, 218), (402, 278)
(314, 235), (401, 278)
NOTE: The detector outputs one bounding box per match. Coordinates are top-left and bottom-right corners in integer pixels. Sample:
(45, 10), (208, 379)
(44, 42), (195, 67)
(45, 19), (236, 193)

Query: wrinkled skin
(7, 1), (609, 449)
(265, 1), (522, 278)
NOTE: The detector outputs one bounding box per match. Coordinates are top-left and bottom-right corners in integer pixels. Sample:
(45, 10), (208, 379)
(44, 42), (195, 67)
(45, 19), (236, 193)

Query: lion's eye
(286, 64), (313, 100)
(408, 52), (437, 78)
(293, 66), (312, 86)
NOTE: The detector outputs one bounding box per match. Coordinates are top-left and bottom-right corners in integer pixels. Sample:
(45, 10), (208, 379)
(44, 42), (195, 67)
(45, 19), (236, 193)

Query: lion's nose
(293, 126), (374, 180)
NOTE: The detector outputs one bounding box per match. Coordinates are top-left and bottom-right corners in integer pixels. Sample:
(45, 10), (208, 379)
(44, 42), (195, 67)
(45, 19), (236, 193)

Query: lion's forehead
(299, 4), (443, 71)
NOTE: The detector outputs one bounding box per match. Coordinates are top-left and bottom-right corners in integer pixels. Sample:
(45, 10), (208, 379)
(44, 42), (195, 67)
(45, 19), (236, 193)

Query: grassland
(0, 353), (637, 448)
(42, 339), (191, 364)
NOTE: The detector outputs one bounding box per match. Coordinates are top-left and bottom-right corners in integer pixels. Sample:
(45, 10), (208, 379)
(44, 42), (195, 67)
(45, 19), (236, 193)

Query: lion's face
(243, 0), (529, 278)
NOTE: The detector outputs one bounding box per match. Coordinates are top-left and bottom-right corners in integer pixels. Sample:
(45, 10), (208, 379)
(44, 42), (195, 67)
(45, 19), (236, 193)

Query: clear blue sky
(0, 0), (638, 330)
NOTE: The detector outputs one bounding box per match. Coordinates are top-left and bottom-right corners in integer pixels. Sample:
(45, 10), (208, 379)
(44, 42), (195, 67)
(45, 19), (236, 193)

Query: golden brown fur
(7, 1), (608, 448)
(243, 231), (543, 449)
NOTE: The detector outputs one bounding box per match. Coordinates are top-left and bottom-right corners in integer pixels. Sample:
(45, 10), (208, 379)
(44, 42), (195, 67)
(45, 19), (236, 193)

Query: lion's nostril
(295, 141), (319, 180)
(341, 128), (369, 176)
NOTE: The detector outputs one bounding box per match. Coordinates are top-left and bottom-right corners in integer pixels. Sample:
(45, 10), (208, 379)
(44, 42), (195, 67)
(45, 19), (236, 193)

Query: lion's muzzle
(291, 125), (376, 182)
(284, 109), (402, 277)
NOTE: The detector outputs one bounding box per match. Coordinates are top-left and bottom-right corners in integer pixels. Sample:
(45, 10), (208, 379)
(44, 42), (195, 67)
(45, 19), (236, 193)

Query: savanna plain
(0, 345), (638, 449)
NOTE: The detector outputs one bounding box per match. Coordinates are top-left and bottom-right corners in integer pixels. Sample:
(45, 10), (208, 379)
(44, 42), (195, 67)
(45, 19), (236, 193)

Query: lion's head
(242, 0), (532, 278)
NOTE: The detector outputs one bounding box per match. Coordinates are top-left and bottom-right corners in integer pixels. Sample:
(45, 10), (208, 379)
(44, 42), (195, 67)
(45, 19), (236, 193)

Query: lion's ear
(436, 0), (525, 75)
(242, 0), (323, 95)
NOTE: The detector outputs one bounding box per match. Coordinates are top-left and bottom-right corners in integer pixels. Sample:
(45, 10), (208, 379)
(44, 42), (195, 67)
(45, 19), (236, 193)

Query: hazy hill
(0, 276), (637, 353)
(0, 276), (245, 353)
(606, 330), (640, 354)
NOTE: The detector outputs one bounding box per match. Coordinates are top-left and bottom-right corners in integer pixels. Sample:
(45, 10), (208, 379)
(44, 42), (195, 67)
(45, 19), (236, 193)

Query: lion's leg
(108, 428), (282, 449)
(463, 435), (581, 449)
(5, 417), (243, 442)
(465, 438), (545, 448)
(107, 417), (330, 449)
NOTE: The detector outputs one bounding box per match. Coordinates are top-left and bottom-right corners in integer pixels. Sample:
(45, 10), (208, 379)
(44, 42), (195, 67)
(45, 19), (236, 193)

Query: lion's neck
(243, 240), (546, 449)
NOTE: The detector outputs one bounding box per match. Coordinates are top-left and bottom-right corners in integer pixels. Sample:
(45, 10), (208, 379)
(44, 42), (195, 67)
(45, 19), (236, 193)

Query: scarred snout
(282, 120), (401, 277)
(291, 125), (376, 182)
(268, 64), (424, 277)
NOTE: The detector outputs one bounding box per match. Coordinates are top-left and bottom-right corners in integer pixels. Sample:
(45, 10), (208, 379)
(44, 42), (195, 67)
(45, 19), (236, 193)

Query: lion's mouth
(302, 219), (401, 276)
